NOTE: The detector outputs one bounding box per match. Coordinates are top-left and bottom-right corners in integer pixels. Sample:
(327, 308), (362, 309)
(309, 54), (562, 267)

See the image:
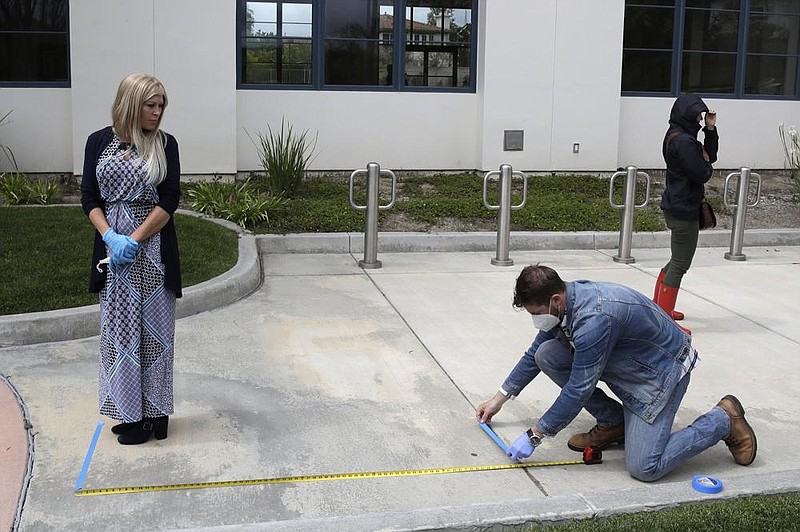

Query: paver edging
(0, 374), (34, 532)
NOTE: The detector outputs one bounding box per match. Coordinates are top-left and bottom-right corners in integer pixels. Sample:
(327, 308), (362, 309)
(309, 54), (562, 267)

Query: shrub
(0, 172), (31, 204)
(185, 177), (287, 229)
(184, 177), (231, 216)
(246, 118), (318, 197)
(0, 173), (62, 205)
(28, 180), (62, 204)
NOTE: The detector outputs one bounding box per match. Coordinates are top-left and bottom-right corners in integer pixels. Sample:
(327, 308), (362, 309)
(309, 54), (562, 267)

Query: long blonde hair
(111, 73), (169, 185)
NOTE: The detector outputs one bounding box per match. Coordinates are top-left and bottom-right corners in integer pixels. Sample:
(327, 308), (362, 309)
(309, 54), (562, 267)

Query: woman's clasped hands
(101, 227), (140, 268)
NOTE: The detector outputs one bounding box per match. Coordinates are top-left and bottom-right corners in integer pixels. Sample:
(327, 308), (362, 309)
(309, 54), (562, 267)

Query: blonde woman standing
(80, 73), (182, 445)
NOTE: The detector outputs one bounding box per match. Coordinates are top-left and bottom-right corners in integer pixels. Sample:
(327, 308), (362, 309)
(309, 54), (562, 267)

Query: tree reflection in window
(404, 2), (472, 87)
(243, 1), (313, 85)
(238, 0), (477, 91)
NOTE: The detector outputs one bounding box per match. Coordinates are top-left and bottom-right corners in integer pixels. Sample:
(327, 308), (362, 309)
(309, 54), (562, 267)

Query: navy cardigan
(80, 126), (183, 298)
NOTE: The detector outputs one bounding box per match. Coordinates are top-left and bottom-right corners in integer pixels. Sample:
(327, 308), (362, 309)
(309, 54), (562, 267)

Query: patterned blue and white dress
(95, 137), (175, 422)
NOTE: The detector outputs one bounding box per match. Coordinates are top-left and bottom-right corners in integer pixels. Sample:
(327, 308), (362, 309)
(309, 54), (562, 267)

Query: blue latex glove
(122, 235), (140, 261)
(108, 253), (121, 270)
(97, 254), (127, 272)
(507, 431), (536, 461)
(102, 228), (138, 263)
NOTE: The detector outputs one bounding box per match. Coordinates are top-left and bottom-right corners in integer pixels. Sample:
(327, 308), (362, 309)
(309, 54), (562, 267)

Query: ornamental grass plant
(1, 110), (18, 172)
(247, 117), (319, 197)
(779, 123), (800, 197)
(0, 172), (62, 205)
(185, 177), (287, 229)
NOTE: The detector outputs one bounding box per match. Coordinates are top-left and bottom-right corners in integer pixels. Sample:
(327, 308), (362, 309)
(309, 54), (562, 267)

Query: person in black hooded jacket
(654, 94), (718, 335)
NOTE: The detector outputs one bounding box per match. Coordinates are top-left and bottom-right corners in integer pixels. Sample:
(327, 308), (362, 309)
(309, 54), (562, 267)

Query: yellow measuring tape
(74, 459), (585, 497)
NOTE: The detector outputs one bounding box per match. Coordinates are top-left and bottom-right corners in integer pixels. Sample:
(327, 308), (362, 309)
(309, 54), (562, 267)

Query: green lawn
(0, 206), (238, 315)
(524, 492), (800, 531)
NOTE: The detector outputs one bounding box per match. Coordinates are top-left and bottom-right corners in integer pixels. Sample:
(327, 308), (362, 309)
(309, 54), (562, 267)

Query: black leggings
(662, 211), (699, 288)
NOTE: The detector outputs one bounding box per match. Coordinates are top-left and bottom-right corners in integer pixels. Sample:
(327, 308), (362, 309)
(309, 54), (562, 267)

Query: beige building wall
(0, 88), (71, 174)
(618, 97), (800, 170)
(478, 0), (626, 172)
(1, 0), (798, 175)
(68, 0), (236, 176)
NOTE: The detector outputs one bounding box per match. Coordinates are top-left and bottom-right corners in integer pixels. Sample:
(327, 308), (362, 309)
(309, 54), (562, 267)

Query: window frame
(622, 0), (800, 100)
(238, 0), (315, 87)
(0, 0), (71, 87)
(237, 0), (478, 92)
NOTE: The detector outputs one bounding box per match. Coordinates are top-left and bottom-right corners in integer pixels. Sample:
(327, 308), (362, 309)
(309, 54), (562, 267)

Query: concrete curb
(174, 469), (800, 532)
(0, 212), (260, 347)
(258, 228), (800, 254)
(175, 234), (261, 320)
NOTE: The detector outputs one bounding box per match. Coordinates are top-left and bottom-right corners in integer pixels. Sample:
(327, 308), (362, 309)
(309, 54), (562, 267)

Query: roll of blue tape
(692, 475), (723, 494)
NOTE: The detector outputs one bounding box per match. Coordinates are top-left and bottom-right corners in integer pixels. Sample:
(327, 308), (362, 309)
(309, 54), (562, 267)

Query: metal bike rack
(723, 167), (762, 261)
(348, 162), (397, 269)
(482, 164), (528, 266)
(608, 166), (651, 264)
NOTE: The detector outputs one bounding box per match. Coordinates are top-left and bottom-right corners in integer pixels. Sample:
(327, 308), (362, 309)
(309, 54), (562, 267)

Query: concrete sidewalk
(1, 241), (799, 531)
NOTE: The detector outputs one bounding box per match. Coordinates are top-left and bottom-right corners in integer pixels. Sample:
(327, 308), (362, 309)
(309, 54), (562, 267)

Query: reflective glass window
(237, 0), (477, 91)
(242, 1), (313, 85)
(0, 0), (69, 84)
(623, 0), (800, 98)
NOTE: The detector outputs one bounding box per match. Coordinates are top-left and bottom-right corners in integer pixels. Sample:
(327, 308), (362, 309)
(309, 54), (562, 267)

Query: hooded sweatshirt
(660, 94), (718, 220)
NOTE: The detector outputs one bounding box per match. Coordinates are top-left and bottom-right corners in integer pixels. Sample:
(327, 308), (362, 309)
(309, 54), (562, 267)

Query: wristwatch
(526, 428), (543, 448)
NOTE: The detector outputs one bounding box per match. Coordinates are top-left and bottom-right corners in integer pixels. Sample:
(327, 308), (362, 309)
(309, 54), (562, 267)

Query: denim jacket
(501, 280), (695, 437)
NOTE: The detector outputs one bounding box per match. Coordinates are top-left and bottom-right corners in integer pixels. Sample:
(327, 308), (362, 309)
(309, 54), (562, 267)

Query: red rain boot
(656, 284), (691, 335)
(653, 270), (684, 321)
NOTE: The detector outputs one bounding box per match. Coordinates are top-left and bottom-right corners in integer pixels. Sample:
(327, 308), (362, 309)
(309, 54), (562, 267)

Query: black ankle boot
(117, 416), (169, 445)
(111, 422), (137, 435)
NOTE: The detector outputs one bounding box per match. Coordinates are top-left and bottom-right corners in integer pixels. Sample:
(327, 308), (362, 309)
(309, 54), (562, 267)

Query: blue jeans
(535, 337), (731, 481)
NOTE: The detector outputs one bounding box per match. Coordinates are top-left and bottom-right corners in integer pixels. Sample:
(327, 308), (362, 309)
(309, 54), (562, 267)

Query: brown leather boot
(717, 395), (757, 465)
(567, 423), (625, 452)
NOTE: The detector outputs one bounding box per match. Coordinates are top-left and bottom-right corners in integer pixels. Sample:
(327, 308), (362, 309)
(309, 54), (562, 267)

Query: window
(0, 0), (70, 85)
(405, 1), (473, 88)
(241, 1), (313, 85)
(622, 1), (675, 93)
(323, 0), (394, 86)
(622, 0), (800, 98)
(238, 0), (477, 91)
(746, 0), (800, 96)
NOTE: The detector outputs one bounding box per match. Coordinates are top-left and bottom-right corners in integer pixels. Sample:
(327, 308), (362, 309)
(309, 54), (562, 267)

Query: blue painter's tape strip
(75, 421), (104, 491)
(692, 475), (723, 494)
(479, 422), (509, 454)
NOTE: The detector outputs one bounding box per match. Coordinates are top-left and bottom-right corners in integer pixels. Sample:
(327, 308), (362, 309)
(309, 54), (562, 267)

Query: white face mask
(531, 299), (560, 331)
